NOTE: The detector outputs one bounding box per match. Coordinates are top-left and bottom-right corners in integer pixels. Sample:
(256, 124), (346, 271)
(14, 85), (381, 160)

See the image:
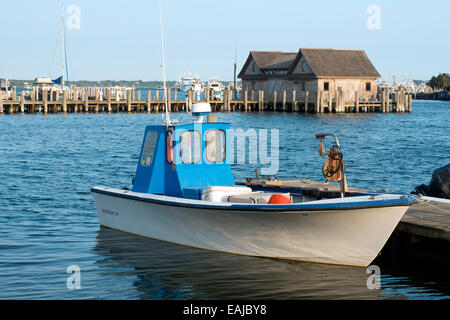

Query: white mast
(61, 2), (66, 90)
(159, 0), (171, 127)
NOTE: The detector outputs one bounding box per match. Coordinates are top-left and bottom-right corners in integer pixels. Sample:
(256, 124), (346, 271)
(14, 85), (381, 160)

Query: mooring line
(417, 198), (450, 215)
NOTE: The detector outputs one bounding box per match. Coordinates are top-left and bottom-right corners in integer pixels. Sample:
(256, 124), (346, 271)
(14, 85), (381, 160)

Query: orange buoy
(268, 194), (292, 204)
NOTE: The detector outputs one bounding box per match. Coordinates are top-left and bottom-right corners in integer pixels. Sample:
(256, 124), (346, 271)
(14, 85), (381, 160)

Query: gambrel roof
(238, 48), (381, 79)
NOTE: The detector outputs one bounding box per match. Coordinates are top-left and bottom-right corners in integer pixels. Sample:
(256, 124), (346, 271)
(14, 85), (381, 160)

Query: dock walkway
(0, 86), (412, 114)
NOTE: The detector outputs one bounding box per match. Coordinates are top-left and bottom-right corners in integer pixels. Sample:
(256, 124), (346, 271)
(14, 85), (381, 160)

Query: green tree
(428, 73), (450, 89)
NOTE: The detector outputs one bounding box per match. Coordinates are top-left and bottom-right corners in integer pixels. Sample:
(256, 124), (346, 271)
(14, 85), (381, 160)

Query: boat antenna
(159, 0), (171, 128)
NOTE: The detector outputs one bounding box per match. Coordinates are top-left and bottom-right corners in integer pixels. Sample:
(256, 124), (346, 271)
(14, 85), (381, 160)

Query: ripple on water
(0, 100), (449, 299)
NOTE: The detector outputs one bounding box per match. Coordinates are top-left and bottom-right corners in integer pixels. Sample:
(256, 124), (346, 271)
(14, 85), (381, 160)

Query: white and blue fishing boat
(91, 0), (416, 267)
(91, 102), (417, 267)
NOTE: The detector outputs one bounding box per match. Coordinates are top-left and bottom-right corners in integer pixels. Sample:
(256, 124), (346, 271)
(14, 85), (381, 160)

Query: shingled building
(238, 48), (381, 103)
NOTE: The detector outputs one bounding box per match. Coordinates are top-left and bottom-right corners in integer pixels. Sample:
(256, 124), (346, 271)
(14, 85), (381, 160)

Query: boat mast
(159, 0), (171, 128)
(61, 2), (66, 89)
(233, 40), (237, 91)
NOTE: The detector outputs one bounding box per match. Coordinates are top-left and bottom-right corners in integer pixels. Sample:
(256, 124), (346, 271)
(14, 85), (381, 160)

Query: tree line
(428, 73), (450, 89)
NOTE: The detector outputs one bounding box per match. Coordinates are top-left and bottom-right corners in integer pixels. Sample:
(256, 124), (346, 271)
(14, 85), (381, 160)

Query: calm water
(0, 100), (449, 300)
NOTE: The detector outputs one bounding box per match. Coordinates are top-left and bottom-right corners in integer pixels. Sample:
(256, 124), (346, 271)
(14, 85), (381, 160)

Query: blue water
(0, 100), (449, 299)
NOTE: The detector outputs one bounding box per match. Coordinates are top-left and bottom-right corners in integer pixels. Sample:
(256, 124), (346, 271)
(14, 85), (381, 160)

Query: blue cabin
(132, 104), (241, 200)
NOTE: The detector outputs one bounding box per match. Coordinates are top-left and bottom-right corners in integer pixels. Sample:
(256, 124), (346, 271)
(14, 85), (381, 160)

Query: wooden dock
(0, 85), (412, 115)
(239, 178), (449, 264)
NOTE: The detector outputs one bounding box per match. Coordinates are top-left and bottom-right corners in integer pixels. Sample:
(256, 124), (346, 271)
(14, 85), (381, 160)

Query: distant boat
(33, 3), (69, 96)
(207, 77), (224, 100)
(176, 72), (204, 93)
(0, 79), (12, 99)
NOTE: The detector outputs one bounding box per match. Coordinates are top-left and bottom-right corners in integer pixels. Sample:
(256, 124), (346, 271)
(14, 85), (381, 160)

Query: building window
(252, 63), (255, 72)
(324, 82), (329, 91)
(366, 82), (371, 91)
(180, 130), (202, 164)
(205, 130), (226, 163)
(141, 130), (158, 166)
(301, 81), (306, 91)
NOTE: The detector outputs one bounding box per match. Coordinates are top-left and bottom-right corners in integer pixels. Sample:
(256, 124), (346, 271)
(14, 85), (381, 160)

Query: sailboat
(33, 3), (69, 97)
(91, 1), (417, 268)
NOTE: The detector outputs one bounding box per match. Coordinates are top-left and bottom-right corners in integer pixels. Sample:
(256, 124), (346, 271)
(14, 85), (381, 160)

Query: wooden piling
(127, 88), (132, 113)
(205, 88), (209, 103)
(408, 94), (412, 112)
(328, 92), (333, 112)
(147, 90), (151, 113)
(305, 91), (309, 113)
(20, 91), (25, 114)
(292, 90), (297, 112)
(258, 90), (263, 111)
(63, 90), (67, 113)
(273, 91), (277, 111)
(43, 90), (48, 114)
(0, 93), (3, 114)
(84, 89), (89, 113)
(315, 91), (320, 113)
(244, 90), (248, 111)
(282, 90), (287, 112)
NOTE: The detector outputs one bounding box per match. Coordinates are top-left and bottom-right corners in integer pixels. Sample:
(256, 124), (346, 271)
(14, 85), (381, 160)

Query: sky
(1, 0), (449, 82)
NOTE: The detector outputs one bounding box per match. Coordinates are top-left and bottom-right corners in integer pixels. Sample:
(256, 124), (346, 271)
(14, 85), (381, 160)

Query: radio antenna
(159, 0), (171, 128)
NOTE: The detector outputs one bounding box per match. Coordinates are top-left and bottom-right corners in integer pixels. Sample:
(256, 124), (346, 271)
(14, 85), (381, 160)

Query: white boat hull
(92, 187), (411, 267)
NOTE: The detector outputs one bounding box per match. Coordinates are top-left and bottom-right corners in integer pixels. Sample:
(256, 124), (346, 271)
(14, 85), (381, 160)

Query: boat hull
(91, 187), (411, 267)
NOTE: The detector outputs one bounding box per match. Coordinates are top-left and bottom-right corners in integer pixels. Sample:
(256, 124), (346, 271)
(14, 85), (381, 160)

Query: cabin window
(141, 130), (158, 166)
(180, 130), (202, 164)
(366, 82), (371, 91)
(324, 82), (329, 91)
(205, 129), (226, 163)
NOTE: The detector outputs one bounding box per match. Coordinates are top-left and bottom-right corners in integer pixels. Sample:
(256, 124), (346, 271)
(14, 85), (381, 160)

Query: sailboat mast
(159, 0), (170, 127)
(61, 2), (66, 89)
(233, 41), (237, 91)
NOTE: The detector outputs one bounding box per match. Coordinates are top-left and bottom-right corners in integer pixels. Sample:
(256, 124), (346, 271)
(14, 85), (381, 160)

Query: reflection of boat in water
(93, 226), (384, 299)
(91, 102), (416, 267)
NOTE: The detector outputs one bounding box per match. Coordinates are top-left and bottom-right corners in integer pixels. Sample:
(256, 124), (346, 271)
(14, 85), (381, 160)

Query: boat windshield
(205, 129), (226, 163)
(180, 130), (202, 164)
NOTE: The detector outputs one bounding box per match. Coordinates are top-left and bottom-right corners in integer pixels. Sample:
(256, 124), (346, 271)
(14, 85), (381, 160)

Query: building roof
(250, 51), (298, 69)
(292, 48), (381, 78)
(239, 48), (381, 79)
(237, 51), (297, 78)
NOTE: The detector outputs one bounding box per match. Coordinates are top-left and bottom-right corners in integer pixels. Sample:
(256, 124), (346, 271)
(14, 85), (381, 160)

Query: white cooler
(201, 186), (253, 202)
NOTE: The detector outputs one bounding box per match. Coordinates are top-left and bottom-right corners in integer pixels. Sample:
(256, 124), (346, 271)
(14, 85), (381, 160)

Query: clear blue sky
(1, 0), (449, 82)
